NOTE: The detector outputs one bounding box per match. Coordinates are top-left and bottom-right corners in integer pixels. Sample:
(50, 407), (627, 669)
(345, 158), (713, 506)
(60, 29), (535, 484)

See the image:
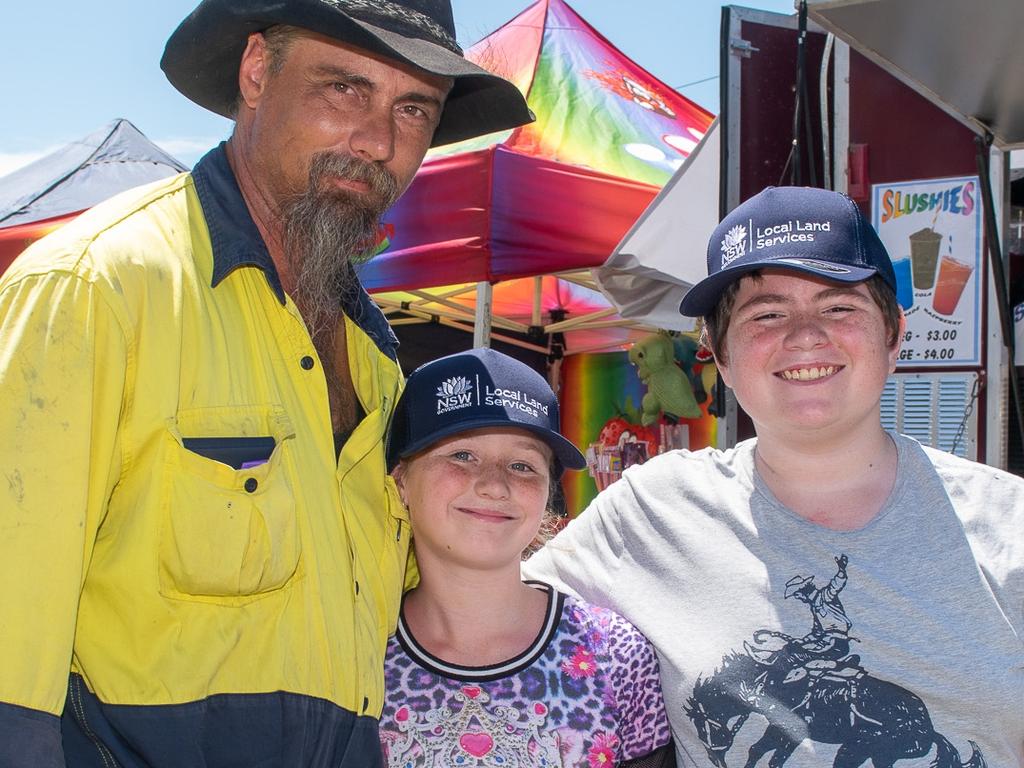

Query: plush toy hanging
(628, 333), (703, 424)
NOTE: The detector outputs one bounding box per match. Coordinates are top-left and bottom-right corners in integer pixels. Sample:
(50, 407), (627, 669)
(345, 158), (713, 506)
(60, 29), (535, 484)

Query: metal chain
(950, 374), (982, 456)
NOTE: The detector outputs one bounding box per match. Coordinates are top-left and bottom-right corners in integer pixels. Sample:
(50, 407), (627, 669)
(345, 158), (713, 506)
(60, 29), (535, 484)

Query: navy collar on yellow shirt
(191, 143), (398, 361)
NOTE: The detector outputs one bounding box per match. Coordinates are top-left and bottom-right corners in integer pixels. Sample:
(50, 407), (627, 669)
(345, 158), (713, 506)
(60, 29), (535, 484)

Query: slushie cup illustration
(892, 257), (914, 310)
(932, 254), (973, 316)
(909, 227), (942, 290)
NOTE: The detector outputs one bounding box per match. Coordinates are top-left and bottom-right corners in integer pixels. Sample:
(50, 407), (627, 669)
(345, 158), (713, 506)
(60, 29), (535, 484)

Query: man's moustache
(309, 152), (399, 207)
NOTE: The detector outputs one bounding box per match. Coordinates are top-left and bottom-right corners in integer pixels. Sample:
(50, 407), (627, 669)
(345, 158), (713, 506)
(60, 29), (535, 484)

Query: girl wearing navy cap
(378, 348), (674, 767)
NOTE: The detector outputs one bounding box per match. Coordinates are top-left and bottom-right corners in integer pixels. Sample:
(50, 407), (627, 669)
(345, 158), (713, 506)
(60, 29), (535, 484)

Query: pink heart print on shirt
(459, 732), (494, 758)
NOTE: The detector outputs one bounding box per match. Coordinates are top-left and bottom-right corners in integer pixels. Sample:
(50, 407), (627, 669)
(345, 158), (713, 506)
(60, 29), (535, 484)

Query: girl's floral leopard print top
(380, 583), (671, 767)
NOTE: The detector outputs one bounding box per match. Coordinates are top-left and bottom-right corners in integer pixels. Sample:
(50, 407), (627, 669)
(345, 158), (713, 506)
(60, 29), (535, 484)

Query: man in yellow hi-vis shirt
(0, 2), (531, 766)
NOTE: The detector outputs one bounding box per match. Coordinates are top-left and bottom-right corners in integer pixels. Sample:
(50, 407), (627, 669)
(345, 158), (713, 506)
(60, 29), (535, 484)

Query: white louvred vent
(879, 373), (978, 459)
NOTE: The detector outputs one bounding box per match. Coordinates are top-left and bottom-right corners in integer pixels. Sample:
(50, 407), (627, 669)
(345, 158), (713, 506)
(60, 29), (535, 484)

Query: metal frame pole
(975, 133), (1024, 452)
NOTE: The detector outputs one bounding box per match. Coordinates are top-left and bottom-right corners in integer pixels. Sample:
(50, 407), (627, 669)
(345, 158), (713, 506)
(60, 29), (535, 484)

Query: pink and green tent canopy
(359, 0), (714, 316)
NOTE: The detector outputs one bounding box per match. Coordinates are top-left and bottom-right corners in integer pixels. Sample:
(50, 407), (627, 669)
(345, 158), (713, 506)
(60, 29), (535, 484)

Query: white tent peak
(596, 118), (721, 332)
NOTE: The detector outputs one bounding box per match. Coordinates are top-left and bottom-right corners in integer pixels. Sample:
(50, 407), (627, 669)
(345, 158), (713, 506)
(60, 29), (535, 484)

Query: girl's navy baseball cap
(679, 186), (897, 317)
(386, 348), (586, 478)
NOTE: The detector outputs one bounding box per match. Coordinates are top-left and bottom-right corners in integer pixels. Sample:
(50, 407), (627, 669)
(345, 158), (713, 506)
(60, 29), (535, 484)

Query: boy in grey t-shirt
(526, 187), (1024, 767)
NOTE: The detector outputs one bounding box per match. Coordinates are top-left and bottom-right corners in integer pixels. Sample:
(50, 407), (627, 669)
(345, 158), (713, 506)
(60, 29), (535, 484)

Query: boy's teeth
(783, 366), (835, 381)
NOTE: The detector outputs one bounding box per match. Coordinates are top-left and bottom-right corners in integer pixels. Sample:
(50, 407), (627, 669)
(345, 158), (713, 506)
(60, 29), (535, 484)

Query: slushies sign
(872, 176), (982, 367)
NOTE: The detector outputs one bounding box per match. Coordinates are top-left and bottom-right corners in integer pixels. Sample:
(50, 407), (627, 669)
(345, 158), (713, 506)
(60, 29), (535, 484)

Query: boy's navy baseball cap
(386, 348), (586, 478)
(678, 186), (896, 317)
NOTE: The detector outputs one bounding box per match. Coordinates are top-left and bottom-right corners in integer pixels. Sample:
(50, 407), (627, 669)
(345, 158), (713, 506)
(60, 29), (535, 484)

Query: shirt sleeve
(824, 569), (847, 600)
(0, 704), (64, 768)
(607, 616), (672, 760)
(0, 270), (127, 765)
(522, 477), (630, 612)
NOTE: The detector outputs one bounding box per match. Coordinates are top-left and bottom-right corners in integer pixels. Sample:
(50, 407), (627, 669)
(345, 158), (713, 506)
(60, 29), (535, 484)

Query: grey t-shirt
(525, 433), (1024, 767)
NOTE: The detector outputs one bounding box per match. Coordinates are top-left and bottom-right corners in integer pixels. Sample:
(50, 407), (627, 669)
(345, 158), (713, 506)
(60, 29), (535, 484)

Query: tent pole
(473, 281), (493, 349)
(546, 307), (618, 333)
(374, 296), (527, 333)
(532, 276), (543, 327)
(403, 288), (528, 331)
(435, 317), (550, 354)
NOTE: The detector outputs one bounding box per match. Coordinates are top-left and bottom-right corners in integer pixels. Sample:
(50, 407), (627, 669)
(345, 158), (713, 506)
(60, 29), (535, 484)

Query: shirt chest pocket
(158, 405), (302, 604)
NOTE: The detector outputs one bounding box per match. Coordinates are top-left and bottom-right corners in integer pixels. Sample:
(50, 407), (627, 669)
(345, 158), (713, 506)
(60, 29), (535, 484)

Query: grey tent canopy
(0, 118), (187, 227)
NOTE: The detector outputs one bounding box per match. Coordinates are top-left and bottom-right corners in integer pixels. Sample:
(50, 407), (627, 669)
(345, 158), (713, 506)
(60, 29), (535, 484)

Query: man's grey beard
(282, 151), (400, 341)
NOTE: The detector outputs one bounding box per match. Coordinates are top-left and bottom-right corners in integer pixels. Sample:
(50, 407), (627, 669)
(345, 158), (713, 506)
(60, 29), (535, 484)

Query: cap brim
(393, 418), (587, 478)
(160, 3), (534, 147)
(678, 257), (880, 317)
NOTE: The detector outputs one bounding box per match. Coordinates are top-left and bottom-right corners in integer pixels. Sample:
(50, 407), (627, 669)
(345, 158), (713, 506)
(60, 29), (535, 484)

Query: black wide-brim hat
(161, 0), (534, 147)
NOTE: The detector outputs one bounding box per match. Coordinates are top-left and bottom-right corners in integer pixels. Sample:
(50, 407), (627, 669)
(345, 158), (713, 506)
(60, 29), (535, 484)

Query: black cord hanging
(785, 0), (817, 188)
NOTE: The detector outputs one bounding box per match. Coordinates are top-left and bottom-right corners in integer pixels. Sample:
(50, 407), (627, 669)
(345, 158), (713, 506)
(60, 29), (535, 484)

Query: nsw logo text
(436, 376), (474, 414)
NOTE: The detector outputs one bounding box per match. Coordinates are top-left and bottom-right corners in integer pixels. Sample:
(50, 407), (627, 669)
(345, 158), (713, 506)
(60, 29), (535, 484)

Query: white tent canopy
(594, 118), (720, 332)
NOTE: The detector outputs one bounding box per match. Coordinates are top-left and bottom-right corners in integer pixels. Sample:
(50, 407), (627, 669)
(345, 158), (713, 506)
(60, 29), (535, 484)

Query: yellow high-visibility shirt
(0, 145), (409, 766)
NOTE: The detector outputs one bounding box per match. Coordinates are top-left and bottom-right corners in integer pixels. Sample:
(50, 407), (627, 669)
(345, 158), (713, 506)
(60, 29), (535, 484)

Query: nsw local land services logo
(436, 376), (474, 414)
(720, 224), (748, 266)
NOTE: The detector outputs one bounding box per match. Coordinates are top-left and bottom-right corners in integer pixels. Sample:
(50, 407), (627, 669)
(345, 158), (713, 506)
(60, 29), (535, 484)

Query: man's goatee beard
(282, 151), (400, 341)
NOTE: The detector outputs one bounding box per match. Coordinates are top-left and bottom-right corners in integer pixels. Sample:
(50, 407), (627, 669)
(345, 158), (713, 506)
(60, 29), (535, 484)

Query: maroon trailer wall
(728, 8), (987, 454)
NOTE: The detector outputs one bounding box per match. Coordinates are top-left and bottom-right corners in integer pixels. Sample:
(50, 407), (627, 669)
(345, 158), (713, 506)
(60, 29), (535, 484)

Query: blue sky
(0, 0), (796, 175)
